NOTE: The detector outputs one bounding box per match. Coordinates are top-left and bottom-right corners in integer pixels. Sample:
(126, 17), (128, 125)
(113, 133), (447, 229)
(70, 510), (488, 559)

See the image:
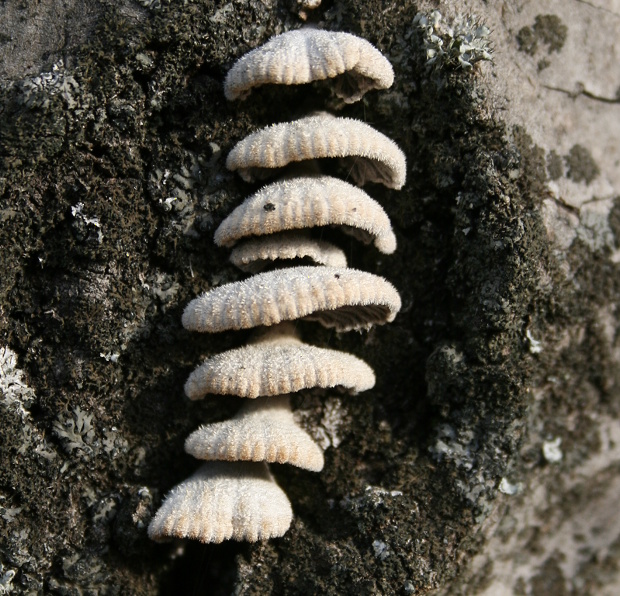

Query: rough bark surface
(0, 0), (618, 594)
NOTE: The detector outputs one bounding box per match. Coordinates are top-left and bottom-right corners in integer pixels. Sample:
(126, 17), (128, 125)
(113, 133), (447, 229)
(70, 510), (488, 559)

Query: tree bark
(1, 0), (618, 594)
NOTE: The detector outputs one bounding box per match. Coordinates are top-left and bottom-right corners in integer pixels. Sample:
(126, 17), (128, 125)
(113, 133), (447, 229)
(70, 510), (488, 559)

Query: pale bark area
(444, 1), (620, 593)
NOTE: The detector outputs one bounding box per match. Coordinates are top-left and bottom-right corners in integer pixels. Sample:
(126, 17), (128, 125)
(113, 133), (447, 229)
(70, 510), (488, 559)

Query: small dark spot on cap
(334, 274), (340, 279)
(263, 202), (276, 212)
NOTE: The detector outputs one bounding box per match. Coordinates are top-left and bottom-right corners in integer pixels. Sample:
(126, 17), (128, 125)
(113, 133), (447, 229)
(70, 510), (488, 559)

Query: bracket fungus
(185, 395), (325, 472)
(149, 26), (405, 546)
(147, 461), (293, 543)
(184, 323), (376, 400)
(229, 231), (348, 272)
(214, 176), (397, 254)
(225, 112), (407, 189)
(224, 29), (394, 103)
(182, 266), (402, 333)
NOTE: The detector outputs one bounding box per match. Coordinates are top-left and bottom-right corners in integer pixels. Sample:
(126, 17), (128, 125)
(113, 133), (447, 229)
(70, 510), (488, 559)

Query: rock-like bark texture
(0, 0), (618, 594)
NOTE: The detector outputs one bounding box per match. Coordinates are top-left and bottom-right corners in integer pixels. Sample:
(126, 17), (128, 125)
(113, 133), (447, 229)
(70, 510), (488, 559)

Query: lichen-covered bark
(1, 0), (618, 594)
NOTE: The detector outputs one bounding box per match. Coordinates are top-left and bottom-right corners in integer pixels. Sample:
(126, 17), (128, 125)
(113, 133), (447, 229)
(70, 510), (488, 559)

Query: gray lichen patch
(517, 14), (568, 56)
(575, 198), (616, 252)
(565, 144), (600, 185)
(19, 60), (81, 110)
(0, 347), (57, 464)
(53, 406), (97, 457)
(413, 9), (493, 71)
(546, 150), (564, 181)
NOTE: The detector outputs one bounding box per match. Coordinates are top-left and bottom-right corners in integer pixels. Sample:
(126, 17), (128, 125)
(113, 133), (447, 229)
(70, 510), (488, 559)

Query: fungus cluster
(149, 28), (406, 543)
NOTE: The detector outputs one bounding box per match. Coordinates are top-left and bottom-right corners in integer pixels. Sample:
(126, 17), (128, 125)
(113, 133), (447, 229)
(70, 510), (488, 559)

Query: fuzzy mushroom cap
(215, 176), (397, 254)
(225, 113), (407, 189)
(184, 323), (375, 400)
(185, 395), (325, 472)
(224, 29), (394, 103)
(229, 231), (348, 273)
(182, 266), (402, 333)
(147, 461), (292, 543)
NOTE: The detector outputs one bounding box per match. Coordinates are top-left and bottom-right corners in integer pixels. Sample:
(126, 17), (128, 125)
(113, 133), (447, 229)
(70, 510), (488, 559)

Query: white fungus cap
(184, 322), (376, 400)
(226, 113), (407, 189)
(182, 266), (402, 333)
(215, 176), (397, 254)
(229, 231), (348, 272)
(185, 395), (325, 472)
(224, 29), (394, 103)
(147, 461), (292, 543)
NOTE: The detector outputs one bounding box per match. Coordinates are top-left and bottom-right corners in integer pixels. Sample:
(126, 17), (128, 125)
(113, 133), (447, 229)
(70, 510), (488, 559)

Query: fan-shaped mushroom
(229, 231), (347, 272)
(215, 176), (397, 254)
(226, 113), (406, 189)
(147, 461), (292, 543)
(184, 322), (375, 400)
(224, 29), (394, 103)
(182, 266), (401, 333)
(185, 395), (324, 471)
